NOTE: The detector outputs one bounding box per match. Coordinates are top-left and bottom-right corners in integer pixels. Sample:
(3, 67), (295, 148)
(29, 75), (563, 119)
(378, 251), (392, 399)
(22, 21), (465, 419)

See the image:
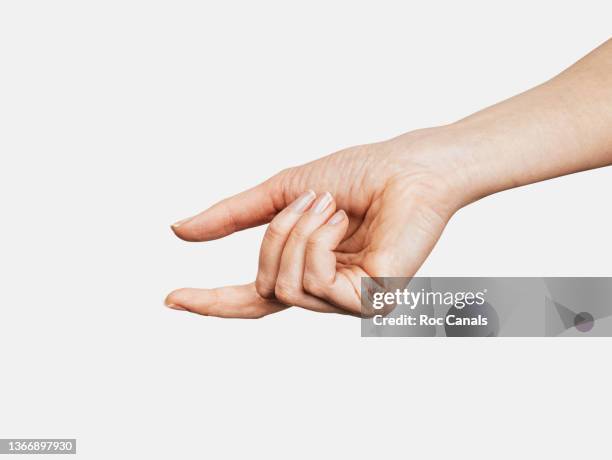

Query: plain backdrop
(1, 1), (611, 459)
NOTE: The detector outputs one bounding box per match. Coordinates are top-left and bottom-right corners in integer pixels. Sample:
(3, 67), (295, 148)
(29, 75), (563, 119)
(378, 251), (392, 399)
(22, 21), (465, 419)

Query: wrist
(405, 114), (565, 209)
(390, 125), (500, 213)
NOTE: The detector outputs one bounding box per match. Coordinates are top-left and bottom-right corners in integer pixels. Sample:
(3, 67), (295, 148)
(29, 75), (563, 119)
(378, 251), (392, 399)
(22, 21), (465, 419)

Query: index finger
(170, 171), (293, 242)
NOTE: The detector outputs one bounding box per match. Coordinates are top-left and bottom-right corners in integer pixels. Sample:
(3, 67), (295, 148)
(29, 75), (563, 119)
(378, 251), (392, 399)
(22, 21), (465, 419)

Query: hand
(165, 39), (612, 318)
(165, 127), (472, 317)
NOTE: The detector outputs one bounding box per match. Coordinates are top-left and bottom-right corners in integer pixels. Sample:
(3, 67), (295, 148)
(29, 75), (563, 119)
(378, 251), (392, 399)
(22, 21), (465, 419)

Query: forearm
(448, 39), (612, 204)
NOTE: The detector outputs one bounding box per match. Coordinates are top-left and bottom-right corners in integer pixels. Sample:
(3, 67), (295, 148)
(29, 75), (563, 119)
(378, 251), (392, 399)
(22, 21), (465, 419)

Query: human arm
(165, 39), (612, 318)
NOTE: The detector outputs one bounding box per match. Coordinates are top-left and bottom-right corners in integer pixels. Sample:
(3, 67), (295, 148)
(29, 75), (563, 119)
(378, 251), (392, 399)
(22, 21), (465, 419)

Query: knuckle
(290, 225), (310, 241)
(255, 277), (275, 299)
(270, 167), (294, 184)
(305, 234), (324, 251)
(274, 281), (299, 305)
(266, 220), (289, 241)
(302, 274), (324, 296)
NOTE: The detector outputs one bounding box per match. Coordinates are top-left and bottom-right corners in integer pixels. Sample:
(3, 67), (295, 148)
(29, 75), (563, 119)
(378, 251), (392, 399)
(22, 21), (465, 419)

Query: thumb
(171, 173), (289, 242)
(165, 283), (287, 318)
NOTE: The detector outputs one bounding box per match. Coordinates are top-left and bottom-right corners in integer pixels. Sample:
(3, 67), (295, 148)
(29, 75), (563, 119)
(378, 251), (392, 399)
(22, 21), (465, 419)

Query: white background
(1, 1), (611, 459)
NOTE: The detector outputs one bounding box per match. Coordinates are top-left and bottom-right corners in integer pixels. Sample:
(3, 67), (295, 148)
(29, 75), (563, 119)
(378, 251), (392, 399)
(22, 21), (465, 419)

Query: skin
(165, 39), (612, 318)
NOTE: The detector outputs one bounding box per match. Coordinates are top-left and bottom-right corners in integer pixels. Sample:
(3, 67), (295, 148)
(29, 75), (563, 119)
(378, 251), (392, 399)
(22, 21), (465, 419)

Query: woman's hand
(165, 39), (612, 318)
(165, 128), (471, 317)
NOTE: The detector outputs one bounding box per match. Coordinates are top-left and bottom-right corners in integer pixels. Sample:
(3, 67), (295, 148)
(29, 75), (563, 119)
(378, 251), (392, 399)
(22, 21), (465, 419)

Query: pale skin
(165, 39), (612, 318)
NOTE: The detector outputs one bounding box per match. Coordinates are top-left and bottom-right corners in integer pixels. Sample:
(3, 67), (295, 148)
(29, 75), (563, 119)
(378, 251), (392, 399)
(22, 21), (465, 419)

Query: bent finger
(274, 193), (345, 314)
(255, 190), (316, 298)
(303, 210), (361, 313)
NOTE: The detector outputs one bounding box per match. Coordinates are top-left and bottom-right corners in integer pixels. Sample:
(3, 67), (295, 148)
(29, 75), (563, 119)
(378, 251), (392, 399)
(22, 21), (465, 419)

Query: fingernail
(172, 216), (193, 228)
(313, 192), (332, 214)
(328, 210), (346, 225)
(290, 190), (316, 213)
(166, 303), (186, 311)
